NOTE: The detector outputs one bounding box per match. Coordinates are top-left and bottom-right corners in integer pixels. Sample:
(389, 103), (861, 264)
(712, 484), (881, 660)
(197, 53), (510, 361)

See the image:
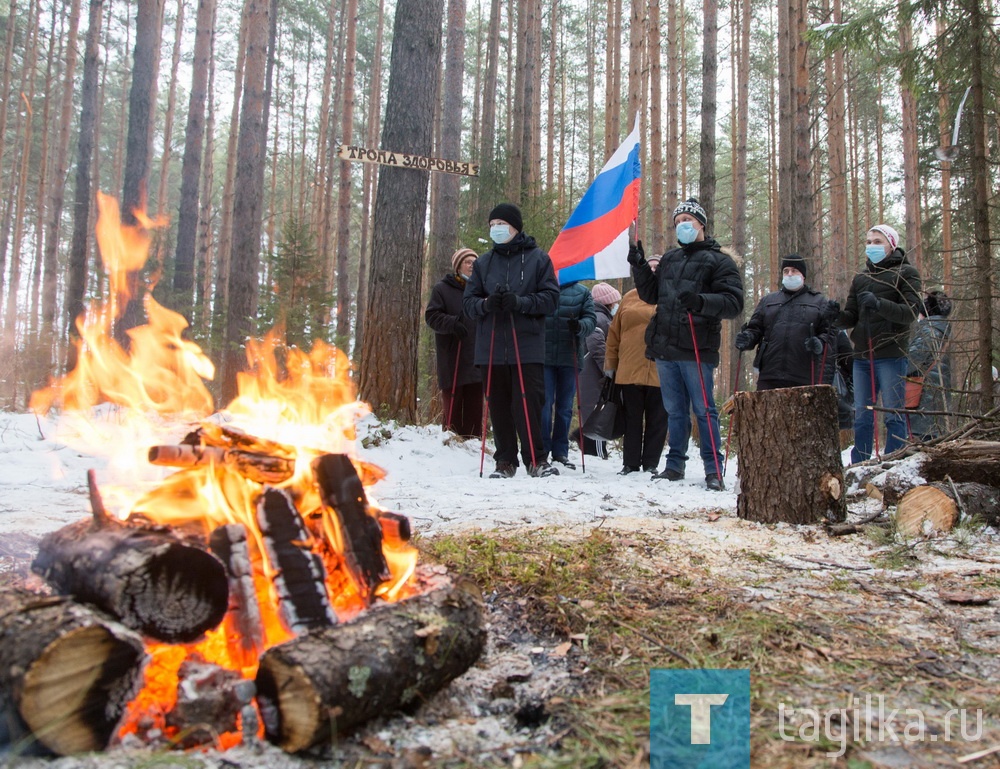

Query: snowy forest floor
(1, 411), (999, 768)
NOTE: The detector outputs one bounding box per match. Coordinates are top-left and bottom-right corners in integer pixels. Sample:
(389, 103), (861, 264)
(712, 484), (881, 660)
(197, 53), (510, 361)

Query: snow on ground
(3, 407), (997, 581)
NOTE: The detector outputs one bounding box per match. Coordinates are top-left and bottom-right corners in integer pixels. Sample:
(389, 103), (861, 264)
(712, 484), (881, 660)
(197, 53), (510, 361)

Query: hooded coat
(544, 282), (597, 369)
(907, 315), (951, 437)
(605, 289), (659, 387)
(579, 302), (615, 418)
(425, 273), (481, 391)
(463, 233), (560, 366)
(837, 248), (922, 359)
(632, 237), (744, 366)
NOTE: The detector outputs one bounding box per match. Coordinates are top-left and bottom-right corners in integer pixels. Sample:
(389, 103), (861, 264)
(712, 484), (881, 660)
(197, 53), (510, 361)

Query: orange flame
(32, 193), (418, 748)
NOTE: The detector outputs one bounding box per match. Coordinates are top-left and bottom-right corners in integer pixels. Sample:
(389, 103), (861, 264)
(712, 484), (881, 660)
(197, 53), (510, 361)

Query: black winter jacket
(544, 282), (597, 369)
(742, 286), (836, 386)
(425, 273), (481, 390)
(463, 233), (560, 366)
(632, 237), (744, 366)
(837, 249), (922, 359)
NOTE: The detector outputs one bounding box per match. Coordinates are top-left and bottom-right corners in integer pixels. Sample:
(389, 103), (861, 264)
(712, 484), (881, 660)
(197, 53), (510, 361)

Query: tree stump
(895, 482), (1000, 536)
(0, 588), (146, 756)
(735, 385), (847, 523)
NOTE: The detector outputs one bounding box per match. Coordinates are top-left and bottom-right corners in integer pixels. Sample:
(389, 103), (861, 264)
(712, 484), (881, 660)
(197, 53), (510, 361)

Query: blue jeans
(543, 365), (578, 459)
(656, 359), (723, 477)
(851, 356), (909, 462)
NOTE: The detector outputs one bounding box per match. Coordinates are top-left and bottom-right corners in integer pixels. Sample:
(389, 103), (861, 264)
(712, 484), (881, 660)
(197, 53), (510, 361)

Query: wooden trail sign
(337, 144), (479, 177)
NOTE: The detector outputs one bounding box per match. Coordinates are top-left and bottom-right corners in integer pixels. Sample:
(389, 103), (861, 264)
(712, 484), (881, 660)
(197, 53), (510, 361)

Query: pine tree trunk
(334, 0), (359, 348)
(475, 0), (501, 223)
(117, 0), (164, 346)
(64, 0), (103, 371)
(648, 0), (663, 241)
(221, 0), (272, 402)
(195, 25), (217, 331)
(354, 0), (385, 356)
(698, 0), (717, 224)
(735, 386), (847, 524)
(173, 0), (215, 323)
(429, 0), (467, 278)
(358, 0), (443, 421)
(898, 19), (922, 269)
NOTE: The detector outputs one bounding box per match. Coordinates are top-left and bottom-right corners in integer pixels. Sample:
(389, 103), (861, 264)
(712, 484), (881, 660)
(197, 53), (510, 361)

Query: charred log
(257, 487), (337, 633)
(209, 524), (265, 667)
(0, 588), (146, 756)
(312, 454), (389, 603)
(375, 510), (412, 544)
(734, 386), (847, 524)
(895, 482), (1000, 536)
(31, 513), (229, 643)
(255, 570), (485, 752)
(165, 658), (255, 748)
(182, 423), (296, 460)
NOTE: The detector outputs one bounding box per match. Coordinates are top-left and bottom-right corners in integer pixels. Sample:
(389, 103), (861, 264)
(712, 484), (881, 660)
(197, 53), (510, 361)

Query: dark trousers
(620, 383), (668, 470)
(442, 382), (484, 439)
(484, 363), (545, 468)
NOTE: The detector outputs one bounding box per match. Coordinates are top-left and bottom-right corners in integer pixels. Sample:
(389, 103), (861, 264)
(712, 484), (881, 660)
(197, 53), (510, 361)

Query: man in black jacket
(464, 203), (561, 478)
(735, 254), (840, 390)
(629, 198), (744, 491)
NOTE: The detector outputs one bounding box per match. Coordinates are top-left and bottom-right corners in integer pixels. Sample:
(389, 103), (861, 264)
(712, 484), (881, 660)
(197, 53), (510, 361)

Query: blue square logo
(650, 668), (750, 769)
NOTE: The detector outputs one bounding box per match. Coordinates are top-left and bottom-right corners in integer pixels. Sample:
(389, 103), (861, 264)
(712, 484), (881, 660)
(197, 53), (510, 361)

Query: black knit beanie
(488, 203), (523, 232)
(780, 254), (808, 280)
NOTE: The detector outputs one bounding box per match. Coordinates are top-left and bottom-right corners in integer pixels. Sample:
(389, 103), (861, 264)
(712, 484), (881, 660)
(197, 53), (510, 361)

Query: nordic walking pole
(479, 314), (497, 477)
(509, 312), (539, 471)
(688, 311), (725, 485)
(571, 333), (586, 473)
(865, 314), (881, 460)
(722, 350), (743, 477)
(446, 340), (462, 432)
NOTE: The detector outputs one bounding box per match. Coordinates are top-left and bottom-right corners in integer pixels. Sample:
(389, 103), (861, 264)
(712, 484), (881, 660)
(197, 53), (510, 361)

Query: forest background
(0, 0), (996, 424)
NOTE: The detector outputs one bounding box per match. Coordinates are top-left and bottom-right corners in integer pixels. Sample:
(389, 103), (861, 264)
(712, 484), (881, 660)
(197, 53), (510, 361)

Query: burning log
(148, 444), (294, 485)
(312, 454), (390, 603)
(375, 510), (412, 545)
(257, 487), (338, 633)
(255, 569), (485, 752)
(31, 495), (230, 643)
(209, 524), (265, 667)
(0, 588), (146, 756)
(164, 658), (256, 748)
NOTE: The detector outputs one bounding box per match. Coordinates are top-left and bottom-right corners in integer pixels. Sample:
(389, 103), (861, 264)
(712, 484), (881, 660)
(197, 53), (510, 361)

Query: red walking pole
(479, 315), (497, 477)
(722, 350), (742, 477)
(688, 312), (725, 485)
(445, 340), (462, 432)
(509, 317), (539, 471)
(571, 339), (586, 473)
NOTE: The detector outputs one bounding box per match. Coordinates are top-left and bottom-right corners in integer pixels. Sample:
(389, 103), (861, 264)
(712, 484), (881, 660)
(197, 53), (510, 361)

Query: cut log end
(21, 624), (144, 754)
(895, 485), (959, 536)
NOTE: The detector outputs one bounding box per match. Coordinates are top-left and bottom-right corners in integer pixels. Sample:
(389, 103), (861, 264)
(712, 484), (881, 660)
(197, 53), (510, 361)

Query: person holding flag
(628, 198), (744, 491)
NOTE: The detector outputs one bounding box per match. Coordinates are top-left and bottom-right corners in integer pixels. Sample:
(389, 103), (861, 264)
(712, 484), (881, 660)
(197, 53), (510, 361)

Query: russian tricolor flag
(549, 117), (641, 284)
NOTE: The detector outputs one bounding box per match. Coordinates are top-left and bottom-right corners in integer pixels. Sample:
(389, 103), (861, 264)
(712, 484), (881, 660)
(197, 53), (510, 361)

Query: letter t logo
(674, 693), (730, 744)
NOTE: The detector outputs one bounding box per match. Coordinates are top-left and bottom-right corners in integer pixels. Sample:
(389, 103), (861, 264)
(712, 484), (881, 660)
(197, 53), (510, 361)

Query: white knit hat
(868, 224), (899, 252)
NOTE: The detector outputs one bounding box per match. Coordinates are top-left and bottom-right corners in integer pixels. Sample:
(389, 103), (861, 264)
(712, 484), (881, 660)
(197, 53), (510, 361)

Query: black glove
(804, 336), (824, 356)
(823, 299), (841, 321)
(858, 291), (879, 312)
(734, 330), (753, 351)
(484, 291), (504, 312)
(627, 239), (645, 266)
(567, 318), (581, 335)
(454, 322), (469, 340)
(677, 290), (703, 312)
(500, 291), (519, 312)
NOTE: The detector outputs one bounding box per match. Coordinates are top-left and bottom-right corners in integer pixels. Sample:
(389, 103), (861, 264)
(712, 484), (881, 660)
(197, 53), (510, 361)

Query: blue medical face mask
(490, 224), (513, 244)
(782, 274), (804, 291)
(866, 244), (887, 263)
(676, 221), (698, 244)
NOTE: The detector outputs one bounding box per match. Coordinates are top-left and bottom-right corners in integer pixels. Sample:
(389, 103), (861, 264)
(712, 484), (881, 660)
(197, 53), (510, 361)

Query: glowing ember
(30, 193), (418, 748)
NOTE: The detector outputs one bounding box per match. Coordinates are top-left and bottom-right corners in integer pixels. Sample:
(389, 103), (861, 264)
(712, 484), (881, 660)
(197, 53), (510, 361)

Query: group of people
(426, 199), (952, 487)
